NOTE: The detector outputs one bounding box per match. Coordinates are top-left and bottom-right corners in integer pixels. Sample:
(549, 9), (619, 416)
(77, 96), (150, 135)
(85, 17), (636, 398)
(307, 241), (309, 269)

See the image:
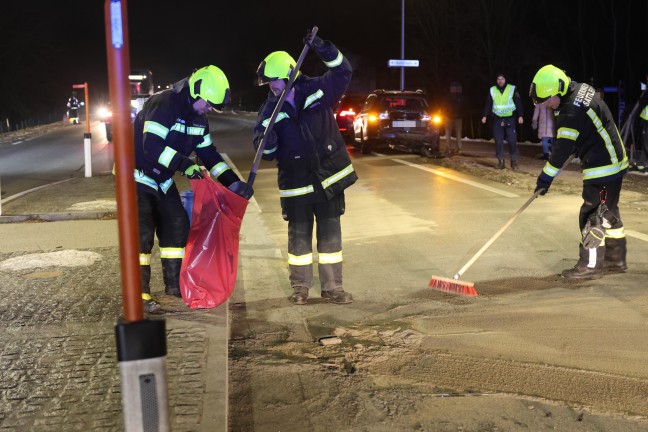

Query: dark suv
(353, 90), (441, 156)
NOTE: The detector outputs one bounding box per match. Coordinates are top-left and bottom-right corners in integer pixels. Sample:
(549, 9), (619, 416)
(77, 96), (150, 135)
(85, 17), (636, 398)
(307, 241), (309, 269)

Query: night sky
(1, 0), (647, 127)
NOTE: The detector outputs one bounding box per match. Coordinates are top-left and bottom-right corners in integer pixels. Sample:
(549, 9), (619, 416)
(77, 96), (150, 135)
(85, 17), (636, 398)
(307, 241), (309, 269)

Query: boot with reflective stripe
(561, 244), (604, 280)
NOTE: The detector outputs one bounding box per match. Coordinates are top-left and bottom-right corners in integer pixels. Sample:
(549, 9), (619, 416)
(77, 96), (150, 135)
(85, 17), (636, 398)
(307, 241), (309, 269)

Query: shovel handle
(247, 26), (319, 187)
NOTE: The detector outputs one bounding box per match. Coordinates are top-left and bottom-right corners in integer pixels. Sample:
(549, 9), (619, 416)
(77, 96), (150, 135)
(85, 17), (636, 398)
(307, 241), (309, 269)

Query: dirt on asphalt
(228, 149), (648, 432)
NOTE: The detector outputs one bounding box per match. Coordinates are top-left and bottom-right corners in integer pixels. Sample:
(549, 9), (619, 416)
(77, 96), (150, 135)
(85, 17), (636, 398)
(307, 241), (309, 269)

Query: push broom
(428, 155), (575, 296)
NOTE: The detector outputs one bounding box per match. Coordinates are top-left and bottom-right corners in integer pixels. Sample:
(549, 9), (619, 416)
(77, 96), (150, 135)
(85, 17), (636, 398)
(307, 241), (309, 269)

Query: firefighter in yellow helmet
(132, 65), (253, 313)
(530, 64), (628, 279)
(254, 34), (357, 305)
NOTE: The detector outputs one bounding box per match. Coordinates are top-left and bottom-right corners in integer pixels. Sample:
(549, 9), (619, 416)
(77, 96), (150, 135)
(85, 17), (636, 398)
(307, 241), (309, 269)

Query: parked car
(353, 89), (442, 156)
(334, 93), (366, 143)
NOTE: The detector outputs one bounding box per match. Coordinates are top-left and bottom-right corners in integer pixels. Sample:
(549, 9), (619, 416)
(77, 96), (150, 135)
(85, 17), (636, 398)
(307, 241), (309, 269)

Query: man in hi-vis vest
(482, 73), (524, 170)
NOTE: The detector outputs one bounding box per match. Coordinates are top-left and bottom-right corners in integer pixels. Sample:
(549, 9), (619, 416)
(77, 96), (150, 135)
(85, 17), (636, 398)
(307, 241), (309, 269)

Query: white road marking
(625, 230), (648, 242)
(374, 153), (519, 198)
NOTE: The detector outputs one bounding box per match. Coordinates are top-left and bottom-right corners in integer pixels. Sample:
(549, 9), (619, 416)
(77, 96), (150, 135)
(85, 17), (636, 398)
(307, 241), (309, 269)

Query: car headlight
(98, 107), (112, 119)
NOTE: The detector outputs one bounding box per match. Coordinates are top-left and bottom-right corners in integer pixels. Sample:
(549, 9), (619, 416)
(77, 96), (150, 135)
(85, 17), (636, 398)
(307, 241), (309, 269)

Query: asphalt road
(0, 120), (113, 197)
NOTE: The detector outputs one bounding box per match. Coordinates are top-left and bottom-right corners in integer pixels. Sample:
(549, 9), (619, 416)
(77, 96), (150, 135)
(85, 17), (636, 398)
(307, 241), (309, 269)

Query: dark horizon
(1, 0), (647, 130)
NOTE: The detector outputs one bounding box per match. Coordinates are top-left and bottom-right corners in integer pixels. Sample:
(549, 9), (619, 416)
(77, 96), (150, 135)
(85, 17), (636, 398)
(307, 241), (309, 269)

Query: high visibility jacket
(639, 91), (648, 121)
(253, 40), (357, 208)
(538, 81), (628, 186)
(490, 84), (516, 117)
(132, 78), (239, 193)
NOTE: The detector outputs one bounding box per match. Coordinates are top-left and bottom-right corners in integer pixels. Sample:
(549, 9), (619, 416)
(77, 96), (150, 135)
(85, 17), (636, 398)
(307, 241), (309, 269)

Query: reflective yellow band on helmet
(263, 146), (277, 155)
(304, 90), (324, 109)
(605, 227), (625, 239)
(582, 158), (628, 180)
(319, 251), (342, 264)
(142, 293), (152, 301)
(139, 253), (151, 265)
(542, 162), (560, 178)
(144, 121), (169, 139)
(324, 51), (343, 68)
(262, 112), (289, 128)
(288, 253), (313, 266)
(160, 247), (185, 259)
(210, 162), (231, 178)
(196, 134), (213, 148)
(158, 147), (177, 168)
(586, 108), (617, 163)
(557, 127), (579, 141)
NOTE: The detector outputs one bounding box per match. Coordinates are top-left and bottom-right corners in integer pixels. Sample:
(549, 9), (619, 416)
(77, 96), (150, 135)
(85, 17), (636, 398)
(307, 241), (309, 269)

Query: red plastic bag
(180, 177), (248, 309)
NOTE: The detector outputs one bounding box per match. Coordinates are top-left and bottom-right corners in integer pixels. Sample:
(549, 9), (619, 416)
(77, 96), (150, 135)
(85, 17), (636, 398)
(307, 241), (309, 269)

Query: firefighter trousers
(577, 177), (626, 267)
(285, 194), (345, 292)
(137, 183), (189, 294)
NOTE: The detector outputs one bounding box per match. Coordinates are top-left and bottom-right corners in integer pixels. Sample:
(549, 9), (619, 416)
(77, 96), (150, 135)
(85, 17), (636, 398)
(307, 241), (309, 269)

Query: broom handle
(453, 155), (575, 280)
(247, 26), (318, 187)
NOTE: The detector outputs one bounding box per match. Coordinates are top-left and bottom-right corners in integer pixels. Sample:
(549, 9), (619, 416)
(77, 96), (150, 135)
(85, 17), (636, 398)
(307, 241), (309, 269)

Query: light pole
(400, 0), (405, 91)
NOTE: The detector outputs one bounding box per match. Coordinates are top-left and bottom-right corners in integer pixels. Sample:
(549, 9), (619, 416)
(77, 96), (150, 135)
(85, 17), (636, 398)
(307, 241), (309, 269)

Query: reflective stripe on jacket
(539, 82), (627, 186)
(253, 39), (357, 206)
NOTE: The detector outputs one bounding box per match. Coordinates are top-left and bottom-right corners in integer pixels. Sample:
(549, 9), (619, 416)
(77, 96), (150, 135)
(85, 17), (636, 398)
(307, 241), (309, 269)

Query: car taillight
(421, 113), (431, 122)
(339, 109), (355, 117)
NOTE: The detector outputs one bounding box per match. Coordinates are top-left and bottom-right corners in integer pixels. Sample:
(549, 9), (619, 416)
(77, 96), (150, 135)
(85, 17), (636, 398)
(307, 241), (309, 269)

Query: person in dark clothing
(444, 81), (464, 156)
(631, 76), (648, 172)
(133, 65), (254, 313)
(253, 34), (357, 305)
(531, 64), (628, 280)
(67, 91), (80, 124)
(481, 73), (524, 170)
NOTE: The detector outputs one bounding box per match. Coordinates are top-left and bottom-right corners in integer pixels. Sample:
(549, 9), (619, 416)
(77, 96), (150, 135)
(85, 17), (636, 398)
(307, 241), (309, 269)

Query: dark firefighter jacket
(253, 40), (358, 209)
(133, 78), (239, 193)
(539, 81), (628, 186)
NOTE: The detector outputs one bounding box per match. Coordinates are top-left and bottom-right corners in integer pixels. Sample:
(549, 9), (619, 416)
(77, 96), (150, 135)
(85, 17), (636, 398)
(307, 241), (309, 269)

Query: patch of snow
(0, 250), (102, 271)
(67, 200), (116, 211)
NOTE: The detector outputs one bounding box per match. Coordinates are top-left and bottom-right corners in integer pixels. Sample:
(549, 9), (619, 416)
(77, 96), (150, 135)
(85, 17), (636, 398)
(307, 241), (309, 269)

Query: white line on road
(625, 230), (648, 242)
(375, 154), (519, 198)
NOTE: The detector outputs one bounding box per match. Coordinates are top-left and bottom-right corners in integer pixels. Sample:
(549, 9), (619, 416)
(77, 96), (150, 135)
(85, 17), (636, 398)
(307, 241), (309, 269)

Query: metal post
(400, 0), (405, 91)
(104, 1), (169, 430)
(74, 82), (93, 177)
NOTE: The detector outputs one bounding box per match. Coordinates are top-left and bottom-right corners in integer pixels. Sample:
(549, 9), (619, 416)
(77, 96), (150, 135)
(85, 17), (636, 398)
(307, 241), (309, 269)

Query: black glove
(534, 177), (551, 195)
(303, 32), (324, 49)
(263, 129), (277, 147)
(178, 158), (204, 179)
(228, 181), (254, 200)
(582, 221), (606, 249)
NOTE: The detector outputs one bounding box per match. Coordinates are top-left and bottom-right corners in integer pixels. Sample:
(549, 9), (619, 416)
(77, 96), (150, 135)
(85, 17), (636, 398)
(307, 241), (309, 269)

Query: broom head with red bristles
(428, 275), (478, 296)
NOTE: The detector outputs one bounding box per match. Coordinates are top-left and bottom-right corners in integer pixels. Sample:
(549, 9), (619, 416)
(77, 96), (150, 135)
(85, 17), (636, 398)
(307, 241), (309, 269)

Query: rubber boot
(162, 258), (182, 297)
(561, 244), (604, 280)
(603, 237), (627, 273)
(511, 160), (519, 170)
(321, 288), (354, 304)
(290, 286), (309, 305)
(497, 160), (505, 170)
